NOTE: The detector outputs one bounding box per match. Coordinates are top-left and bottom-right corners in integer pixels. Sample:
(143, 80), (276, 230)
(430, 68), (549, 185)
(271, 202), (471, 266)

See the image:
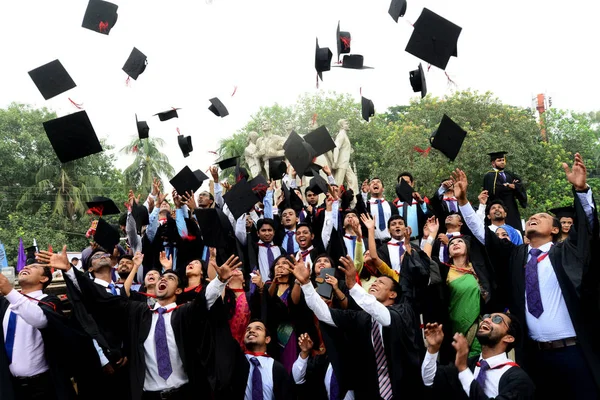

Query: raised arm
(207, 255), (242, 309)
(321, 193), (337, 249)
(0, 274), (48, 329)
(360, 213), (383, 267)
(422, 216), (439, 258)
(453, 169), (486, 244)
(124, 251), (144, 297)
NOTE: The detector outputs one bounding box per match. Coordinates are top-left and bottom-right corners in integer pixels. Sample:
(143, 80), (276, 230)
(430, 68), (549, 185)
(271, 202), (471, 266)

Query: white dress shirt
(3, 290), (50, 377)
(385, 238), (406, 272)
(438, 231), (458, 262)
(295, 245), (315, 273)
(245, 354), (274, 400)
(362, 193), (392, 240)
(292, 355), (355, 400)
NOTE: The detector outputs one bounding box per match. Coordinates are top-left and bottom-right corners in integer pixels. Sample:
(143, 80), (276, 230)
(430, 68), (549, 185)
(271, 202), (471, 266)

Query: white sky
(1, 0), (598, 191)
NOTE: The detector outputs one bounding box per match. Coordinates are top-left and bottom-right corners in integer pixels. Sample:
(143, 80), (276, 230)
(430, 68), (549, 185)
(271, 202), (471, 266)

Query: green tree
(121, 137), (175, 193)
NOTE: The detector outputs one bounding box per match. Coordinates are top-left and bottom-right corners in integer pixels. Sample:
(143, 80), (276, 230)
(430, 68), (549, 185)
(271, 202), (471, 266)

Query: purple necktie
(155, 308), (173, 380)
(499, 171), (507, 183)
(398, 244), (405, 263)
(329, 368), (340, 400)
(376, 200), (386, 231)
(475, 359), (490, 391)
(250, 357), (264, 400)
(285, 231), (295, 255)
(525, 248), (544, 318)
(264, 243), (275, 270)
(448, 200), (457, 212)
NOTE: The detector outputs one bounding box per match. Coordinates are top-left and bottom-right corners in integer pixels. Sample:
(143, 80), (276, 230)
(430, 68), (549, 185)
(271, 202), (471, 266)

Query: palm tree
(120, 137), (175, 192)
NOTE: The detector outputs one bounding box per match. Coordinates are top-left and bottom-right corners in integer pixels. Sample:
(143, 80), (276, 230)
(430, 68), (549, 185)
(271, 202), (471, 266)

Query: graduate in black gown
(482, 152), (527, 232)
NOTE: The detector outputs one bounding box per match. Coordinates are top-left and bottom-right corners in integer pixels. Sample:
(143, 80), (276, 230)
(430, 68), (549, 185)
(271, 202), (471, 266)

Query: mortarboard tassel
(445, 71), (457, 86)
(86, 205), (104, 217)
(68, 98), (84, 109)
(207, 150), (218, 155)
(312, 113), (318, 126)
(231, 86), (238, 97)
(414, 146), (431, 156)
(341, 36), (351, 51)
(125, 76), (131, 86)
(99, 21), (109, 33)
(176, 127), (181, 135)
(132, 145), (138, 153)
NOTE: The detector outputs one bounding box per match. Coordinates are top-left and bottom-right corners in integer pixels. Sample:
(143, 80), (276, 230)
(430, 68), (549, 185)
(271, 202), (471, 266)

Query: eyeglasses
(91, 252), (111, 261)
(482, 314), (509, 329)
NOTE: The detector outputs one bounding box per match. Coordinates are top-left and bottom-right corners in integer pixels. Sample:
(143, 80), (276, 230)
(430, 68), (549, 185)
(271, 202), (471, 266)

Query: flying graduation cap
(43, 111), (103, 163)
(154, 108), (180, 121)
(269, 157), (287, 181)
(315, 38), (333, 81)
(283, 131), (316, 178)
(395, 179), (414, 204)
(82, 0), (118, 35)
(361, 96), (375, 122)
(122, 47), (147, 80)
(28, 59), (77, 100)
(429, 114), (467, 161)
(409, 63), (427, 98)
(170, 166), (208, 196)
(136, 114), (149, 139)
(208, 97), (229, 118)
(93, 218), (121, 251)
(86, 196), (120, 216)
(336, 55), (373, 70)
(388, 0), (408, 22)
(178, 135), (193, 158)
(336, 21), (351, 62)
(216, 155), (240, 170)
(304, 125), (336, 157)
(405, 8), (462, 70)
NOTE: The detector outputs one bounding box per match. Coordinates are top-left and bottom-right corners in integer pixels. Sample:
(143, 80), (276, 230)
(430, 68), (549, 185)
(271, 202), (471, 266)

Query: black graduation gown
(0, 294), (77, 400)
(327, 295), (424, 399)
(429, 194), (475, 237)
(228, 352), (293, 400)
(485, 189), (600, 389)
(295, 353), (349, 400)
(428, 355), (535, 400)
(482, 170), (527, 232)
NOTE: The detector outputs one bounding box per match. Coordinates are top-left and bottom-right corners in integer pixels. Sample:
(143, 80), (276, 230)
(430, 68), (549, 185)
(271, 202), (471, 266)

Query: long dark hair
(269, 254), (294, 283)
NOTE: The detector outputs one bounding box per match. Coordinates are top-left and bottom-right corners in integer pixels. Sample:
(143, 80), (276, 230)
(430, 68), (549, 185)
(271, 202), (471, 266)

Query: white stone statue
(331, 119), (358, 193)
(256, 119), (285, 179)
(244, 131), (263, 178)
(284, 119), (295, 136)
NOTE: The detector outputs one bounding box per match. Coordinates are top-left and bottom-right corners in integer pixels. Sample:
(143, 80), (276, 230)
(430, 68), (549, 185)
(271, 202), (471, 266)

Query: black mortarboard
(361, 96), (375, 122)
(136, 114), (149, 139)
(122, 47), (147, 80)
(303, 163), (323, 177)
(269, 157), (287, 181)
(429, 114), (467, 161)
(281, 183), (304, 212)
(178, 135), (193, 158)
(315, 38), (333, 81)
(308, 173), (329, 195)
(82, 0), (118, 35)
(284, 131), (315, 178)
(304, 126), (336, 157)
(28, 60), (77, 100)
(208, 97), (229, 118)
(43, 111), (103, 163)
(25, 246), (37, 266)
(86, 196), (120, 216)
(336, 21), (351, 62)
(170, 166), (207, 196)
(217, 155), (240, 170)
(93, 218), (121, 251)
(549, 206), (575, 220)
(131, 202), (149, 233)
(409, 63), (427, 98)
(194, 208), (232, 248)
(154, 108), (180, 121)
(487, 151), (508, 161)
(249, 175), (269, 200)
(339, 55), (373, 70)
(388, 0), (408, 22)
(224, 180), (258, 219)
(315, 267), (336, 299)
(405, 8), (462, 70)
(395, 179), (414, 204)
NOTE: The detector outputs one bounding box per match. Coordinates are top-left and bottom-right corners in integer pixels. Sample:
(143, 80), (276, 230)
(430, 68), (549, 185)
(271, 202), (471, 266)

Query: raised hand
(159, 251), (173, 270)
(451, 169), (468, 204)
(287, 258), (310, 285)
(478, 190), (489, 205)
(351, 218), (363, 238)
(441, 179), (454, 189)
(360, 213), (376, 231)
(172, 190), (182, 208)
(298, 333), (314, 358)
(563, 152), (588, 191)
(426, 216), (439, 237)
(251, 269), (264, 290)
(147, 196), (155, 213)
(36, 245), (70, 271)
(133, 251), (144, 267)
(182, 191), (197, 211)
(216, 255), (242, 282)
(325, 193), (334, 211)
(452, 332), (469, 372)
(438, 233), (449, 246)
(338, 255), (357, 290)
(156, 191), (168, 208)
(209, 165), (219, 181)
(152, 178), (161, 196)
(0, 273), (13, 295)
(324, 274), (339, 291)
(322, 164), (332, 176)
(424, 323), (444, 353)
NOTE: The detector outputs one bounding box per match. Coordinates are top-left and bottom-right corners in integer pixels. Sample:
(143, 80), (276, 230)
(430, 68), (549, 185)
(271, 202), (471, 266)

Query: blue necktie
(448, 200), (457, 212)
(398, 244), (405, 263)
(475, 359), (490, 392)
(376, 200), (386, 231)
(250, 357), (264, 400)
(108, 283), (118, 296)
(4, 311), (17, 364)
(155, 308), (173, 380)
(330, 368), (340, 400)
(345, 235), (357, 259)
(499, 171), (507, 183)
(285, 231), (295, 255)
(264, 243), (275, 270)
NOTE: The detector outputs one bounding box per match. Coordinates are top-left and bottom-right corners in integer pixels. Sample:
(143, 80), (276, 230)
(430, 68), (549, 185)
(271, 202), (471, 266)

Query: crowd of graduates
(0, 153), (598, 400)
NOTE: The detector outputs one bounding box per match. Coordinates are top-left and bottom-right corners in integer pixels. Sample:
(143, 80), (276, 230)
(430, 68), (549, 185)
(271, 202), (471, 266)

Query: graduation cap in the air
(122, 47), (147, 80)
(388, 0), (407, 22)
(208, 97), (229, 118)
(405, 8), (462, 70)
(43, 111), (103, 163)
(429, 114), (467, 161)
(194, 208), (232, 248)
(82, 0), (118, 35)
(361, 96), (375, 122)
(86, 196), (120, 216)
(487, 151), (508, 161)
(177, 135), (193, 158)
(549, 206), (575, 220)
(303, 163), (323, 177)
(315, 38), (333, 81)
(249, 175), (269, 200)
(131, 202), (149, 234)
(308, 173), (329, 195)
(336, 21), (351, 62)
(283, 131), (316, 178)
(216, 155), (240, 170)
(336, 55), (373, 70)
(93, 218), (121, 251)
(269, 157), (287, 181)
(304, 126), (336, 157)
(154, 108), (180, 121)
(409, 63), (427, 98)
(281, 183), (304, 212)
(28, 59), (77, 100)
(170, 166), (208, 196)
(395, 179), (414, 204)
(224, 179), (258, 219)
(136, 114), (149, 139)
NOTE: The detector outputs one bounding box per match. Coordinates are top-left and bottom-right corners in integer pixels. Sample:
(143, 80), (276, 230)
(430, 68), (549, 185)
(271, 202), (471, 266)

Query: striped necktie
(371, 319), (392, 399)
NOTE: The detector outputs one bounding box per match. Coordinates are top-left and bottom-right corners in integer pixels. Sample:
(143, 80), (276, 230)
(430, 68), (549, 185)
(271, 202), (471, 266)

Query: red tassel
(231, 86), (238, 96)
(125, 76), (131, 86)
(414, 146), (431, 156)
(98, 21), (109, 33)
(341, 37), (351, 50)
(445, 71), (456, 86)
(48, 245), (53, 253)
(87, 206), (104, 217)
(312, 113), (318, 126)
(427, 64), (432, 72)
(68, 98), (83, 109)
(405, 20), (414, 27)
(176, 127), (181, 135)
(132, 145), (138, 153)
(208, 150), (218, 155)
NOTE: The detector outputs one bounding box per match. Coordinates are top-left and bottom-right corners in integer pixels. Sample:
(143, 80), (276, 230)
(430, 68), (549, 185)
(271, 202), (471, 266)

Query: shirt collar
(93, 278), (115, 288)
(388, 238), (404, 245)
(24, 290), (45, 299)
(369, 198), (385, 204)
(152, 302), (177, 311)
(479, 352), (510, 368)
(528, 241), (553, 253)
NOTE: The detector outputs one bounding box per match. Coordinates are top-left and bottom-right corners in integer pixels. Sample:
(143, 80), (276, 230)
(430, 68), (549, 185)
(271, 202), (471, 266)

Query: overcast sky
(1, 0), (598, 190)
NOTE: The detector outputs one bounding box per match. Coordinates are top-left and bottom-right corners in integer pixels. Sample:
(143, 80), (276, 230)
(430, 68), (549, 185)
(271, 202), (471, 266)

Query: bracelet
(338, 295), (347, 302)
(426, 237), (434, 246)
